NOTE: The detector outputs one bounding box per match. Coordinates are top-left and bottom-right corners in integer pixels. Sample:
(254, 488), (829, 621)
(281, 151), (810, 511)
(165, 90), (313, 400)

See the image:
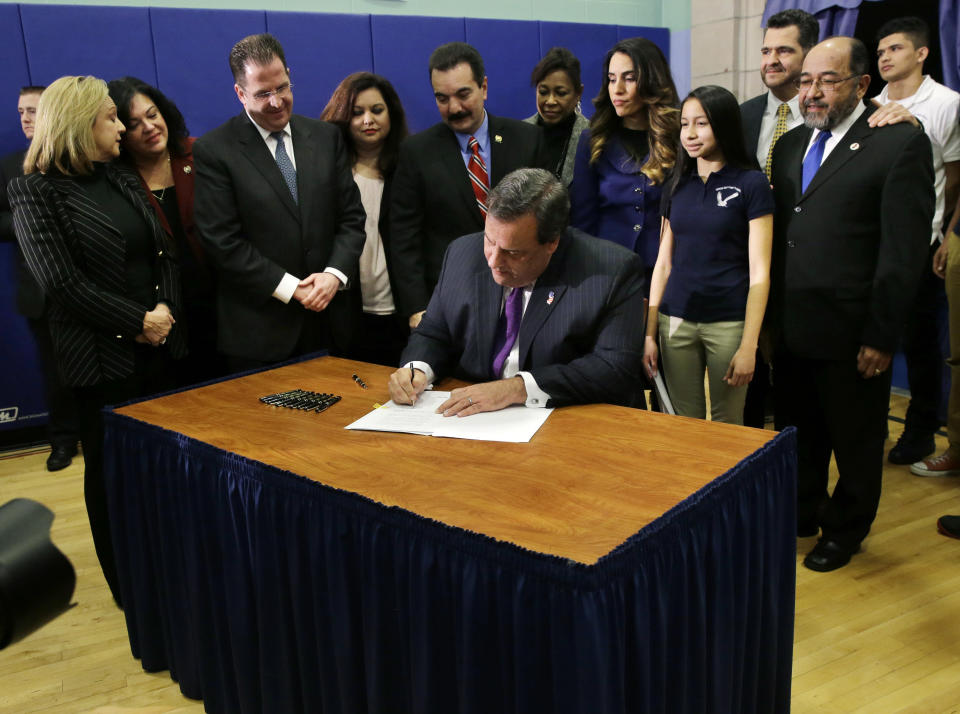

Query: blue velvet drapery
(762, 0), (958, 91)
(103, 409), (797, 714)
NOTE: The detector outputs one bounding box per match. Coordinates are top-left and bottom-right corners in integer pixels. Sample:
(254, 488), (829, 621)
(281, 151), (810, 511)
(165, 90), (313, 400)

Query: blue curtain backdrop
(762, 0), (958, 91)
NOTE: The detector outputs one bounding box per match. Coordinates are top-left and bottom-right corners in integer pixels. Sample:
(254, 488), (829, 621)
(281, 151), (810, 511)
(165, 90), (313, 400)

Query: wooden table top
(115, 356), (777, 565)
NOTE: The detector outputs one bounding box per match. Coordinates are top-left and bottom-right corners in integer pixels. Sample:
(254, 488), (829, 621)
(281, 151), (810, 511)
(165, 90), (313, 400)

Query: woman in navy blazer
(9, 75), (185, 606)
(321, 72), (410, 366)
(569, 37), (680, 294)
(109, 76), (222, 384)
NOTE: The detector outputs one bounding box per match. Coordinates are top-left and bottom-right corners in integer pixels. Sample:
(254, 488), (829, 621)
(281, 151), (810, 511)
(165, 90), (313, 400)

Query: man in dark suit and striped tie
(388, 169), (646, 414)
(389, 42), (545, 331)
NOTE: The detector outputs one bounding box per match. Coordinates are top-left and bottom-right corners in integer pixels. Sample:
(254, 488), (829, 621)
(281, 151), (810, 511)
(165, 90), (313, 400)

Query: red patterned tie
(467, 136), (489, 217)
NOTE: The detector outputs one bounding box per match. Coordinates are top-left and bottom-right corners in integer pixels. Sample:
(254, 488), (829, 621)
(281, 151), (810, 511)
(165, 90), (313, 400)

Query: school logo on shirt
(715, 186), (741, 208)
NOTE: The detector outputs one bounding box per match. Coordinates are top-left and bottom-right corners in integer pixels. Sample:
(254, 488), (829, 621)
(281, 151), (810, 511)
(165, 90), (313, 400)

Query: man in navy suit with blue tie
(769, 37), (934, 571)
(388, 168), (646, 415)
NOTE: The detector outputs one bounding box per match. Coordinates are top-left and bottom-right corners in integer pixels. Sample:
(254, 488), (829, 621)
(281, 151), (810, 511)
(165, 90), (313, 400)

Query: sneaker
(888, 432), (936, 464)
(936, 515), (960, 539)
(910, 449), (960, 477)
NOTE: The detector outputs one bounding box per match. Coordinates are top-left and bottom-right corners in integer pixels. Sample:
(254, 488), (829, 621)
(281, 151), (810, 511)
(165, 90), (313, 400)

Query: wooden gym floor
(0, 393), (958, 713)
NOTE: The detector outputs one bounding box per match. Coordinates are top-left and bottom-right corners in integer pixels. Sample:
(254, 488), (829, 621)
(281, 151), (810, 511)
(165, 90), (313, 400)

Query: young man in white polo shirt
(874, 16), (960, 468)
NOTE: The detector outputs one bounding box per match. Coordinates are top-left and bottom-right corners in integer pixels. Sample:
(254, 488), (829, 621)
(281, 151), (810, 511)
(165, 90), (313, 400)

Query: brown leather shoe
(910, 449), (960, 477)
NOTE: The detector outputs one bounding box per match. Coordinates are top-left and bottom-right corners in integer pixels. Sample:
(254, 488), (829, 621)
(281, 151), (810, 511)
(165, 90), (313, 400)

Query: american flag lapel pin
(546, 290), (555, 305)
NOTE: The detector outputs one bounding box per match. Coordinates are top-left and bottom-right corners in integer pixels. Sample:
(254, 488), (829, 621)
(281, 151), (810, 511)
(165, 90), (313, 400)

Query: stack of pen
(260, 389), (341, 413)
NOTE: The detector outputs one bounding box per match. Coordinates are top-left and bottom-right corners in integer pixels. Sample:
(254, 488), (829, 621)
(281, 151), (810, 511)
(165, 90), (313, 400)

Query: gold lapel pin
(849, 142), (860, 151)
(184, 165), (192, 174)
(494, 135), (503, 143)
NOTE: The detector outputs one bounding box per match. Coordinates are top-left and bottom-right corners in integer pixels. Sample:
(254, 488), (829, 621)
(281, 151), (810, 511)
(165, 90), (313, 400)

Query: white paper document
(345, 391), (553, 443)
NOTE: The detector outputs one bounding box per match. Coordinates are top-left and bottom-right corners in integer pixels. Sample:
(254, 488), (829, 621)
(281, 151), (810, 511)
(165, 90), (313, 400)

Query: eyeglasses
(793, 75), (858, 93)
(251, 83), (293, 102)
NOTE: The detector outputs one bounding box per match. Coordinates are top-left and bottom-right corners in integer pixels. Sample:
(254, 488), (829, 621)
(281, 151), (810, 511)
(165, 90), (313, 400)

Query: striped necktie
(270, 130), (298, 203)
(765, 102), (790, 180)
(467, 136), (489, 217)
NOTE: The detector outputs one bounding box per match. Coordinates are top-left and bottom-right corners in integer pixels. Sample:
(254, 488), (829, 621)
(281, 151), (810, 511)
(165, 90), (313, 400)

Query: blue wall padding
(266, 12), (374, 121)
(465, 19), (541, 121)
(539, 22), (619, 118)
(0, 5), (30, 154)
(370, 15), (465, 133)
(152, 8), (267, 139)
(20, 5), (157, 87)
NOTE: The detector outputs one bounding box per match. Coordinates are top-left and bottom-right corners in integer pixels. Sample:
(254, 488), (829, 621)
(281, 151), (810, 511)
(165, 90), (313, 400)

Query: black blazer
(402, 227), (647, 408)
(769, 104), (935, 360)
(193, 113), (366, 362)
(740, 94), (766, 156)
(8, 164), (185, 386)
(388, 113), (545, 318)
(1, 149), (46, 318)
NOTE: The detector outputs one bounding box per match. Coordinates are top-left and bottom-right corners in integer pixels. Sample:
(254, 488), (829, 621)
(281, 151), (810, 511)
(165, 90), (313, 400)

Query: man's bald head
(798, 37), (871, 130)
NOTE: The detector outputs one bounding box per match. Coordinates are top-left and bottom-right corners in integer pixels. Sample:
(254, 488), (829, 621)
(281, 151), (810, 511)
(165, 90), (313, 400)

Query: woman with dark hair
(9, 75), (185, 604)
(642, 85), (773, 424)
(320, 72), (410, 365)
(108, 76), (222, 384)
(569, 37), (679, 291)
(523, 47), (588, 186)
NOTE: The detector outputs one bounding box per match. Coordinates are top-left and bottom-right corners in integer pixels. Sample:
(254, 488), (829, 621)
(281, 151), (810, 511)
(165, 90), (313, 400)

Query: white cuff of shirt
(273, 273), (300, 304)
(518, 371), (549, 408)
(405, 361), (435, 387)
(325, 267), (348, 289)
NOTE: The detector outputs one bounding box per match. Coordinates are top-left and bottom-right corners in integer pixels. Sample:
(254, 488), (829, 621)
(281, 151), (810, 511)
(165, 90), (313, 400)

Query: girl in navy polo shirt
(643, 85), (773, 424)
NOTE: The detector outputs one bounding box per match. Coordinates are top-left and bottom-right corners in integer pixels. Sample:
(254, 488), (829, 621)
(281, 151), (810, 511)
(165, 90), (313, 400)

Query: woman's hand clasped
(141, 303), (175, 346)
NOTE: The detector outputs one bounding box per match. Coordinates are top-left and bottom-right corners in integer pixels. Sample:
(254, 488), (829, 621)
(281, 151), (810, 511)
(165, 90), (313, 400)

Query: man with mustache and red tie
(389, 42), (546, 332)
(768, 37), (934, 571)
(388, 169), (646, 414)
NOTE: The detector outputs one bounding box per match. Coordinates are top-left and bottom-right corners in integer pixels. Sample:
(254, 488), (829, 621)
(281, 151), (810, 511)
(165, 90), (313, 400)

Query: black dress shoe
(888, 432), (936, 465)
(803, 539), (858, 572)
(46, 443), (78, 472)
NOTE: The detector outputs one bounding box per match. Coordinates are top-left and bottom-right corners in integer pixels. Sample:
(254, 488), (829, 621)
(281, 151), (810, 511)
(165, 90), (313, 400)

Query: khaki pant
(658, 314), (747, 425)
(946, 231), (960, 448)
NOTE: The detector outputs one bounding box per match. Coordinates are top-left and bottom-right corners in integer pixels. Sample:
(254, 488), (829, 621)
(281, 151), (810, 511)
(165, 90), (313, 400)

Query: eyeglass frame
(793, 74), (860, 94)
(249, 82), (294, 102)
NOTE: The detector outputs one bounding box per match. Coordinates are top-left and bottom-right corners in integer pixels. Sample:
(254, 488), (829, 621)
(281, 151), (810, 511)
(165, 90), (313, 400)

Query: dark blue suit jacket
(401, 227), (647, 408)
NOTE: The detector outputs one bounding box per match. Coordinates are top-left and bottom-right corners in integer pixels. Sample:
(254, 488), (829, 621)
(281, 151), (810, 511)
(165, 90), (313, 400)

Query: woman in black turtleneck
(569, 37), (680, 295)
(523, 47), (589, 186)
(8, 75), (185, 607)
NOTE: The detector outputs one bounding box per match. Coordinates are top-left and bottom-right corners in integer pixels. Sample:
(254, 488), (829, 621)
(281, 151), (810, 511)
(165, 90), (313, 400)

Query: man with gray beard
(767, 37), (935, 571)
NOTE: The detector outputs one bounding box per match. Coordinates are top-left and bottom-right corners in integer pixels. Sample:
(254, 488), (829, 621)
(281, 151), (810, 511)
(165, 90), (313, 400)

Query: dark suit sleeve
(399, 243), (460, 378)
(569, 130), (599, 234)
(8, 176), (146, 337)
(322, 129), (366, 284)
(864, 128), (935, 351)
(193, 136), (287, 298)
(388, 138), (430, 318)
(528, 255), (646, 407)
(0, 158), (17, 243)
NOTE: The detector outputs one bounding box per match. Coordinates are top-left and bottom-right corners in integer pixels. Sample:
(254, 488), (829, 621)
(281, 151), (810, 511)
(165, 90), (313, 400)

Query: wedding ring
(874, 369), (880, 375)
(467, 397), (473, 405)
(160, 337), (167, 345)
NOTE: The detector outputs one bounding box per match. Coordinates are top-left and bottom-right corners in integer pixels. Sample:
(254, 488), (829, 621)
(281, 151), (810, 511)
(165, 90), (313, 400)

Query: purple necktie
(491, 287), (524, 378)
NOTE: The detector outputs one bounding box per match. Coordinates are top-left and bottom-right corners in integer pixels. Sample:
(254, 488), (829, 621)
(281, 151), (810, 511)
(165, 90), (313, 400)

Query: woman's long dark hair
(320, 72), (409, 176)
(107, 76), (189, 159)
(588, 37), (679, 184)
(666, 85), (756, 198)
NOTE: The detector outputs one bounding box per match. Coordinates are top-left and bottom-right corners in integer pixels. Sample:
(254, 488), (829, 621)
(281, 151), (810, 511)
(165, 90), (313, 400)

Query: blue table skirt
(103, 410), (797, 714)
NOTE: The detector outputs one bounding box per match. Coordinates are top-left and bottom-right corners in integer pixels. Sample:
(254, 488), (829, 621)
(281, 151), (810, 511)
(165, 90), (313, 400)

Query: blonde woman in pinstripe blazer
(9, 75), (185, 606)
